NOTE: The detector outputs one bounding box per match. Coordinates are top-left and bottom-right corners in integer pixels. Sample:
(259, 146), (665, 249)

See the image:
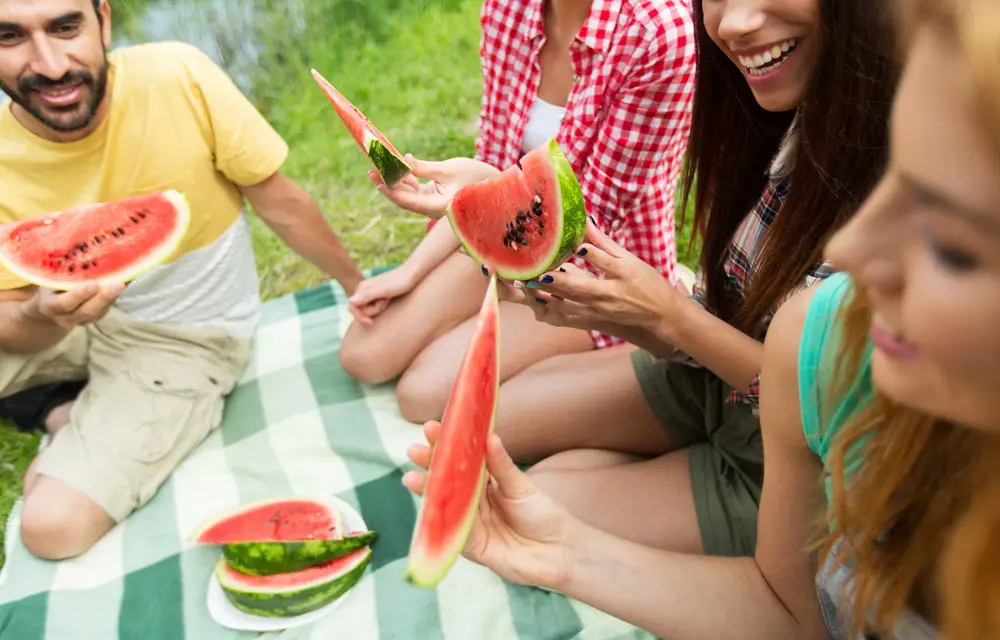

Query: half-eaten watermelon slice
(447, 138), (587, 281)
(215, 547), (372, 618)
(310, 68), (413, 188)
(0, 190), (190, 290)
(404, 275), (500, 589)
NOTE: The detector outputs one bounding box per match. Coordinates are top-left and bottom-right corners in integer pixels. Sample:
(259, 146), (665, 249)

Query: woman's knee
(339, 329), (403, 385)
(395, 367), (451, 424)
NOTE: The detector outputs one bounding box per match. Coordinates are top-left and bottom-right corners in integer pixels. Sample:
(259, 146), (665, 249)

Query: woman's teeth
(738, 39), (798, 77)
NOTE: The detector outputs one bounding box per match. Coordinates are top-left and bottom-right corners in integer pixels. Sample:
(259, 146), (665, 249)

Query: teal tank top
(798, 273), (938, 640)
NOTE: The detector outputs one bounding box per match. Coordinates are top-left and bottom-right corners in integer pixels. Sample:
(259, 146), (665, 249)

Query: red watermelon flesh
(447, 138), (588, 282)
(0, 190), (190, 291)
(190, 497), (344, 544)
(310, 68), (413, 188)
(404, 275), (500, 588)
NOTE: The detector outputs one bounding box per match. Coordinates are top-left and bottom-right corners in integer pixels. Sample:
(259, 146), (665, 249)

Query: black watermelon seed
(539, 221), (545, 228)
(130, 216), (139, 224)
(117, 227), (125, 235)
(81, 263), (89, 270)
(91, 260), (98, 267)
(68, 265), (74, 272)
(539, 229), (544, 235)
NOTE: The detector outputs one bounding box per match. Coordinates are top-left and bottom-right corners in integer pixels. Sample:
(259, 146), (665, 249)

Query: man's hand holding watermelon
(0, 283), (124, 354)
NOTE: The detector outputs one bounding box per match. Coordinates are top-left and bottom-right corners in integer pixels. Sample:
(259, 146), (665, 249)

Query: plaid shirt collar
(524, 0), (624, 53)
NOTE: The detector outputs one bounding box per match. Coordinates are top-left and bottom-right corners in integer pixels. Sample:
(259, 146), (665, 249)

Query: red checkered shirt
(477, 0), (697, 349)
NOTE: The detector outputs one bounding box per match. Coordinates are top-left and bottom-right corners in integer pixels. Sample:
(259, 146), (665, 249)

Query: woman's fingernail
(481, 265), (488, 277)
(577, 248), (588, 257)
(526, 280), (540, 289)
(559, 267), (566, 273)
(535, 297), (547, 305)
(589, 215), (597, 225)
(540, 275), (554, 284)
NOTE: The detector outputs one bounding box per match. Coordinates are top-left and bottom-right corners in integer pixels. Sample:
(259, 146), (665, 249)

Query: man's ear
(99, 0), (112, 48)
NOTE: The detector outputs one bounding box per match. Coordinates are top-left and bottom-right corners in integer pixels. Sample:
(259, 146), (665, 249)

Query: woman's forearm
(652, 299), (764, 391)
(404, 220), (462, 278)
(558, 523), (819, 640)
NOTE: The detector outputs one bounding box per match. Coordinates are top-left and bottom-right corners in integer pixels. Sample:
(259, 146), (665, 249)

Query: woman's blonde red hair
(817, 2), (1000, 637)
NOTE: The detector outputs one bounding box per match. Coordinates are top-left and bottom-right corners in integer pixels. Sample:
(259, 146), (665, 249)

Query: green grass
(0, 0), (699, 569)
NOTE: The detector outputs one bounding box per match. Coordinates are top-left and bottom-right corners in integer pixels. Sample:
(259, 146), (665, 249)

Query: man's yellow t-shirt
(0, 41), (289, 336)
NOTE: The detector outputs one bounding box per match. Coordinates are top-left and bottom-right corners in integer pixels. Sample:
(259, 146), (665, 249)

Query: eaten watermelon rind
(447, 138), (587, 282)
(187, 495), (343, 545)
(215, 547), (372, 618)
(222, 530), (379, 577)
(0, 190), (191, 291)
(403, 275), (501, 589)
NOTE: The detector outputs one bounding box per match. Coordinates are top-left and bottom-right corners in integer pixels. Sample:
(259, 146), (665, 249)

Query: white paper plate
(207, 495), (370, 632)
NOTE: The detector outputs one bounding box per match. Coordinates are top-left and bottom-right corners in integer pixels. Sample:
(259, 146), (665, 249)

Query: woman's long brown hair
(678, 0), (900, 334)
(817, 4), (1000, 637)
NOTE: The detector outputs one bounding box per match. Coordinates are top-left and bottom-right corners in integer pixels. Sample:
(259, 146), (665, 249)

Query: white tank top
(521, 95), (567, 153)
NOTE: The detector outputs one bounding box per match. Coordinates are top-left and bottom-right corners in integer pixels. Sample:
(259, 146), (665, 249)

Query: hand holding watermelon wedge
(371, 155), (500, 219)
(22, 282), (125, 330)
(402, 420), (580, 591)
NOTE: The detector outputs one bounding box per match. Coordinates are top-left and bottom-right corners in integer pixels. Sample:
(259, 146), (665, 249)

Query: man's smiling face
(0, 0), (111, 135)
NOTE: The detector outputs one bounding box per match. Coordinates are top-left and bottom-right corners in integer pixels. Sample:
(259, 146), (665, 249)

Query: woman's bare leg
(395, 300), (593, 423)
(339, 252), (486, 384)
(492, 345), (673, 464)
(529, 449), (702, 553)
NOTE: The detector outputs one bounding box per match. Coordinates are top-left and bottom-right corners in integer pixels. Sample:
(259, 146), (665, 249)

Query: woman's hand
(370, 154), (501, 219)
(402, 421), (579, 590)
(495, 219), (689, 343)
(346, 265), (418, 326)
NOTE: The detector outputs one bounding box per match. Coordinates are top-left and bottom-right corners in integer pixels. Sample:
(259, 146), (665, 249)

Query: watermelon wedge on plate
(203, 495), (375, 632)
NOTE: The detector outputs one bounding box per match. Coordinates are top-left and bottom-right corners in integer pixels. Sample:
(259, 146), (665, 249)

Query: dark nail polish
(577, 248), (588, 257)
(481, 265), (488, 277)
(589, 215), (597, 225)
(535, 297), (547, 305)
(540, 275), (554, 284)
(559, 267), (566, 273)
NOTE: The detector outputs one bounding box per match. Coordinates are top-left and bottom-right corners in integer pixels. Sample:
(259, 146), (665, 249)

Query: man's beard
(0, 56), (109, 134)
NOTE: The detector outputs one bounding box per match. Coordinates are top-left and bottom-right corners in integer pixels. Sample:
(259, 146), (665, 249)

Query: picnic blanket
(0, 271), (655, 640)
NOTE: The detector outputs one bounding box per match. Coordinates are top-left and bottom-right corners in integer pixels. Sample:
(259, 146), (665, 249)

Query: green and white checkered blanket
(0, 272), (653, 640)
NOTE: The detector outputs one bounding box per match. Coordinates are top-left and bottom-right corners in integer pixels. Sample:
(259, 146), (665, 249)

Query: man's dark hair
(92, 0), (103, 25)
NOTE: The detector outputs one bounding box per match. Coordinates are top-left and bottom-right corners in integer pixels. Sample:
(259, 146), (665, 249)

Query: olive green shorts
(631, 349), (764, 557)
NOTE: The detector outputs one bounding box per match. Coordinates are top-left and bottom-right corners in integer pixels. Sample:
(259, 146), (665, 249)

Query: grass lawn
(0, 0), (698, 569)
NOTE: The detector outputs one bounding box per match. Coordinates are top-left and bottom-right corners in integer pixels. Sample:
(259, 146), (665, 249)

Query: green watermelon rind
(222, 530), (379, 577)
(365, 132), (413, 188)
(0, 190), (191, 291)
(187, 495), (343, 545)
(311, 68), (412, 188)
(402, 276), (501, 589)
(215, 548), (372, 618)
(447, 138), (588, 282)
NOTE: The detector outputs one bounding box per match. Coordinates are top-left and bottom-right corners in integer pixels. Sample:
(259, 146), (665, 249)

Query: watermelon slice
(447, 138), (587, 281)
(0, 190), (190, 290)
(404, 275), (501, 588)
(215, 547), (372, 618)
(310, 68), (413, 188)
(222, 530), (379, 577)
(189, 496), (344, 545)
